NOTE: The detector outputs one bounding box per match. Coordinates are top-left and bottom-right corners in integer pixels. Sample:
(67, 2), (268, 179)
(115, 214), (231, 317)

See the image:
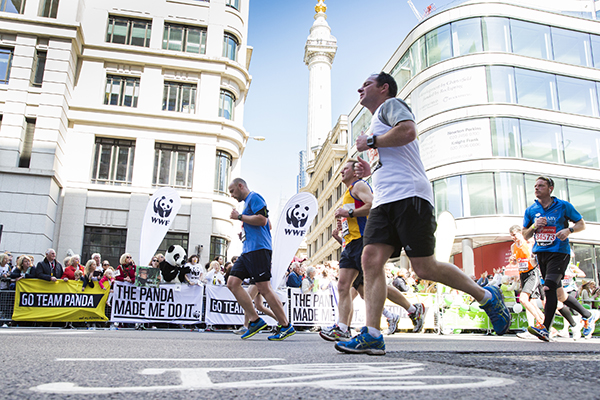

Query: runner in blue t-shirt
(226, 178), (295, 341)
(522, 176), (598, 341)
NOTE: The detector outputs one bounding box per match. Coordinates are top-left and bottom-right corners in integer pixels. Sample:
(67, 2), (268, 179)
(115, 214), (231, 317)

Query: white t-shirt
(186, 264), (205, 284)
(205, 270), (224, 286)
(368, 98), (433, 209)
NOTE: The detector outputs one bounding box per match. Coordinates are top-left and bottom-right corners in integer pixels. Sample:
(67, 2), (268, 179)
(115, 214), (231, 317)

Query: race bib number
(518, 260), (529, 272)
(535, 226), (556, 247)
(341, 217), (349, 238)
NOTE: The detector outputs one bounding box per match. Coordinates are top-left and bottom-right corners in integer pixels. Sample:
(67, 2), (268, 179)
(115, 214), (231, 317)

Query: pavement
(1, 327), (599, 399)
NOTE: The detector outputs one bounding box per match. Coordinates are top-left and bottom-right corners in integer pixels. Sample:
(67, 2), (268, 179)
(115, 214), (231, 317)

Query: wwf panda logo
(154, 196), (174, 218)
(286, 204), (310, 228)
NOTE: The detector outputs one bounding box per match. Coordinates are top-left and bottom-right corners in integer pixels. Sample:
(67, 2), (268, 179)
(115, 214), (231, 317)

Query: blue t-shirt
(523, 197), (582, 254)
(241, 191), (272, 253)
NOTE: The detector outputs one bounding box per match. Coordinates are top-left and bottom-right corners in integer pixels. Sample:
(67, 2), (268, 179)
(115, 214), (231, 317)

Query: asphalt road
(1, 327), (599, 399)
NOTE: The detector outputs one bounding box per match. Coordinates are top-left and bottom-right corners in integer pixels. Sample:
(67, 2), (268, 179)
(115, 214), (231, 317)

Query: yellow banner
(13, 279), (110, 322)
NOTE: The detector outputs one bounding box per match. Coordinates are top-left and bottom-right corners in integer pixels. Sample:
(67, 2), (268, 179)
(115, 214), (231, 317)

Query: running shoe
(527, 325), (550, 342)
(241, 318), (267, 339)
(320, 324), (351, 341)
(516, 330), (535, 339)
(267, 324), (296, 341)
(386, 313), (400, 335)
(572, 320), (583, 340)
(232, 326), (248, 335)
(582, 310), (600, 338)
(409, 303), (426, 333)
(479, 285), (511, 335)
(334, 327), (386, 356)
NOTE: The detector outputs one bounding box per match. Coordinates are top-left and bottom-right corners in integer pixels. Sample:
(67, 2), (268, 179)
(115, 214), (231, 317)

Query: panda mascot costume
(159, 245), (188, 283)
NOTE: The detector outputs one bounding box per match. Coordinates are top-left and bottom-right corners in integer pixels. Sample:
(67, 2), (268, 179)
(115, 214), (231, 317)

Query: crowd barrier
(2, 280), (598, 335)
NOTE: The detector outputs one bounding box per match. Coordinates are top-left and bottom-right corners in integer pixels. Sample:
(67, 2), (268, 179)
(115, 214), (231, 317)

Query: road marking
(32, 361), (513, 393)
(56, 358), (285, 362)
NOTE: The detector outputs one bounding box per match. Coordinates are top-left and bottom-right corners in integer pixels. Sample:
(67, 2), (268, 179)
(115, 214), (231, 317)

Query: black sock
(563, 294), (591, 319)
(559, 307), (576, 327)
(544, 289), (557, 329)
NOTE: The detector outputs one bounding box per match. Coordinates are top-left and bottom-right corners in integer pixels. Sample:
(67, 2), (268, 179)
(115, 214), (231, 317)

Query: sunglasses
(152, 259), (158, 262)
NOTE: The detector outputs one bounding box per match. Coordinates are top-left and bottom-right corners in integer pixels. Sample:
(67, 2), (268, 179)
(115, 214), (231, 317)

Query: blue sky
(242, 0), (438, 218)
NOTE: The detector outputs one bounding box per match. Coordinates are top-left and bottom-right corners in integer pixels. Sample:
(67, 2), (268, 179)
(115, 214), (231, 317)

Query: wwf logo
(286, 204), (310, 228)
(154, 196), (174, 218)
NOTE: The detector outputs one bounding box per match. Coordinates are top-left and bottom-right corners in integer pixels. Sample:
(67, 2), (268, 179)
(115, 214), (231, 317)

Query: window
(514, 68), (557, 110)
(482, 17), (511, 52)
(1, 0), (25, 14)
(510, 20), (551, 60)
(210, 236), (229, 262)
(219, 89), (235, 120)
(153, 143), (194, 189)
(157, 233), (189, 258)
(409, 36), (426, 75)
(104, 75), (140, 107)
(524, 174), (567, 204)
(19, 118), (35, 168)
(591, 34), (600, 68)
(39, 0), (58, 18)
(425, 24), (452, 66)
(30, 50), (47, 88)
(225, 0), (239, 10)
(486, 66), (515, 103)
(556, 75), (598, 116)
(163, 81), (196, 113)
(491, 117), (519, 158)
(391, 52), (411, 90)
(91, 137), (135, 185)
(0, 48), (13, 84)
(214, 150), (232, 195)
(106, 16), (151, 47)
(495, 172), (526, 215)
(461, 174), (496, 217)
(82, 227), (127, 268)
(562, 126), (600, 168)
(519, 120), (562, 163)
(433, 176), (462, 218)
(222, 33), (238, 61)
(163, 23), (207, 54)
(551, 27), (592, 67)
(569, 180), (600, 223)
(451, 18), (482, 56)
(573, 244), (596, 282)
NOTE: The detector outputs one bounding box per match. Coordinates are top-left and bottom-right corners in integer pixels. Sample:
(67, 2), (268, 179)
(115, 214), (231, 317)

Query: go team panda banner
(270, 192), (318, 288)
(12, 279), (110, 322)
(204, 285), (284, 326)
(139, 187), (182, 266)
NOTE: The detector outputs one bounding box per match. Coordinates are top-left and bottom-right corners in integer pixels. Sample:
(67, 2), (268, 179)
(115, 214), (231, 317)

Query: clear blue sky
(242, 0), (439, 219)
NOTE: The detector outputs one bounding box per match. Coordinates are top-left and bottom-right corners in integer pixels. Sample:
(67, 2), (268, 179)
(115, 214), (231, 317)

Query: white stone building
(0, 0), (252, 266)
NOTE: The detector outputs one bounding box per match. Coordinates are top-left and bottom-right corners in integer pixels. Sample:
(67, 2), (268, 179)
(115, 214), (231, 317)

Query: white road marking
(56, 358), (285, 362)
(32, 362), (514, 393)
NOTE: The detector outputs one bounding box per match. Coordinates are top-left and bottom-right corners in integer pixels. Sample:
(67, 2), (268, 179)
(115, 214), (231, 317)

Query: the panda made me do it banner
(111, 282), (203, 324)
(271, 192), (318, 288)
(139, 187), (182, 266)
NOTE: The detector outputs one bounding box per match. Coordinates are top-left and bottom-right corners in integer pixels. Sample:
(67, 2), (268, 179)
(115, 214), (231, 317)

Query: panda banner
(204, 285), (284, 326)
(139, 187), (182, 266)
(110, 282), (203, 324)
(270, 192), (318, 288)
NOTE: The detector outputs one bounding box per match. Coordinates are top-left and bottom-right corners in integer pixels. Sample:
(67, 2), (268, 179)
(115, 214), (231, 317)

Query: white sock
(382, 309), (393, 319)
(478, 290), (492, 305)
(407, 305), (416, 314)
(367, 326), (382, 338)
(338, 323), (348, 332)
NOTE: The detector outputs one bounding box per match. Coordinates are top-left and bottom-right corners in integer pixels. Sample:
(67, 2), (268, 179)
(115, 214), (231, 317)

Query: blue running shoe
(479, 286), (511, 335)
(334, 327), (386, 356)
(241, 318), (267, 339)
(582, 310), (600, 338)
(267, 324), (296, 341)
(527, 325), (550, 342)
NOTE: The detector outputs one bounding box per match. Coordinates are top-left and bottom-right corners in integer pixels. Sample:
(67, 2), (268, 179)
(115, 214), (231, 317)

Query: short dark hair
(372, 72), (398, 98)
(536, 176), (554, 187)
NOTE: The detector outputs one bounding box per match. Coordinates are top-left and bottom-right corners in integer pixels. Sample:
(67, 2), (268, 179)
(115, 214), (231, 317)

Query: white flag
(270, 192), (318, 288)
(139, 187), (181, 266)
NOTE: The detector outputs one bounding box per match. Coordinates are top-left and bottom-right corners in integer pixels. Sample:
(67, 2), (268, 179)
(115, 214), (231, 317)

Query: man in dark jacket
(286, 262), (303, 288)
(35, 248), (66, 282)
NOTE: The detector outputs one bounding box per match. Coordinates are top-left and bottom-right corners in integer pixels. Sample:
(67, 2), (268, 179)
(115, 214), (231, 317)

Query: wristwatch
(366, 135), (377, 149)
(237, 214), (243, 221)
(569, 227), (574, 233)
(348, 208), (354, 218)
